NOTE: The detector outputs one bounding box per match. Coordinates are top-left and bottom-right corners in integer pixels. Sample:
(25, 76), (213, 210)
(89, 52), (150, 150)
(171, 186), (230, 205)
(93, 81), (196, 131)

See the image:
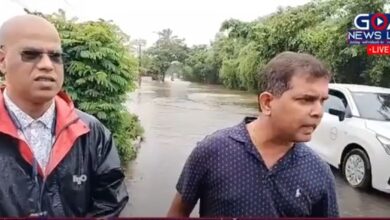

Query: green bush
(28, 10), (144, 162)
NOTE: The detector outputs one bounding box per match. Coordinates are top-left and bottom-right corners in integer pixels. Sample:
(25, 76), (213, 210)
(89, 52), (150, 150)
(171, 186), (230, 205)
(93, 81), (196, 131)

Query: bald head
(0, 14), (64, 106)
(0, 14), (60, 47)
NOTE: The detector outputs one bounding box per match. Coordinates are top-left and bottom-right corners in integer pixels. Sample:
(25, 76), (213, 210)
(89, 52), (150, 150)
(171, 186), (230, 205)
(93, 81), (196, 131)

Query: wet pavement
(120, 77), (390, 217)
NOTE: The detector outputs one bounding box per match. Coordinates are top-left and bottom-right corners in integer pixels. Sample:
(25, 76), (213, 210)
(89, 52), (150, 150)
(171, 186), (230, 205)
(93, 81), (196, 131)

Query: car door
(310, 89), (351, 166)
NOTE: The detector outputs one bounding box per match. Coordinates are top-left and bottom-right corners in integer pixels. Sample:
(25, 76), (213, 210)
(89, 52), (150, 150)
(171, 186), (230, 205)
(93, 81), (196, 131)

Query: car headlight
(376, 134), (390, 155)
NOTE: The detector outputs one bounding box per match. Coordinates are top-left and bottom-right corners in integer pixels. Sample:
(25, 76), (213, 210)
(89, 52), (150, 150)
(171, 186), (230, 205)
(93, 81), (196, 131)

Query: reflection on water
(121, 77), (390, 217)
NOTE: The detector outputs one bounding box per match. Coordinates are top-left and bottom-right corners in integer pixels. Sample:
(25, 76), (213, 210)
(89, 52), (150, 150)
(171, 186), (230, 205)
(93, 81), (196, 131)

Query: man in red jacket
(0, 14), (128, 217)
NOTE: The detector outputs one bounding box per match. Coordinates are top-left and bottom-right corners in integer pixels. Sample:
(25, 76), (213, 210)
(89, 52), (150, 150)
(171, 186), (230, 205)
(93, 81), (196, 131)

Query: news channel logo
(347, 13), (390, 45)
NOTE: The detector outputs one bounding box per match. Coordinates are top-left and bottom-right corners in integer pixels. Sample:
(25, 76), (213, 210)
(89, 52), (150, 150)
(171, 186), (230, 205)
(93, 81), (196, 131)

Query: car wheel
(342, 148), (371, 189)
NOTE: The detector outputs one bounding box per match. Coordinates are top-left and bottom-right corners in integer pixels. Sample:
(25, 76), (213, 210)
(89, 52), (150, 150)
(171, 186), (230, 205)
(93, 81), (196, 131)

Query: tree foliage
(145, 29), (188, 81)
(181, 45), (219, 83)
(167, 0), (390, 91)
(27, 9), (143, 162)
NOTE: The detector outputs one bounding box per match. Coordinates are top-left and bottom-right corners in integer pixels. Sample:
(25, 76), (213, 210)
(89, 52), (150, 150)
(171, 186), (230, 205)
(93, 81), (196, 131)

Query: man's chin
(295, 133), (313, 143)
(30, 92), (57, 104)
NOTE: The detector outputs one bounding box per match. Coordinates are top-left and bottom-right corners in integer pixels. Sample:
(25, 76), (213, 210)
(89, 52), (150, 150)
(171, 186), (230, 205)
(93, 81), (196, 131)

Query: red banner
(367, 44), (390, 55)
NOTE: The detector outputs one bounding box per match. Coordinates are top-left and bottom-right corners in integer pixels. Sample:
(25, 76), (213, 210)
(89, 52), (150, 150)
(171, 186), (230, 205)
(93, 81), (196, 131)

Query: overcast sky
(1, 0), (311, 47)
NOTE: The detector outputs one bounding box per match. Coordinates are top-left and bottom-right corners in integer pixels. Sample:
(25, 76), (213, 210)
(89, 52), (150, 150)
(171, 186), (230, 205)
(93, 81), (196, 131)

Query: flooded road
(120, 77), (390, 217)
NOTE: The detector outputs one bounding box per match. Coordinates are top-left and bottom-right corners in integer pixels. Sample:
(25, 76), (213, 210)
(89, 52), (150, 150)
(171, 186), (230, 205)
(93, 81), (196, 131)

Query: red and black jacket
(0, 90), (129, 217)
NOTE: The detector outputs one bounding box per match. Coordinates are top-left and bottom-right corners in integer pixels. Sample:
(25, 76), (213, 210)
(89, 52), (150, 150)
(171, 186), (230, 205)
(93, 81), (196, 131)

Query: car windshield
(352, 92), (390, 121)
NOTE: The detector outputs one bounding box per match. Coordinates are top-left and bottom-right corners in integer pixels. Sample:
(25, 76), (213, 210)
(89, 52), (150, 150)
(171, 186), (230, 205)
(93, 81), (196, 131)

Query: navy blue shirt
(176, 117), (339, 217)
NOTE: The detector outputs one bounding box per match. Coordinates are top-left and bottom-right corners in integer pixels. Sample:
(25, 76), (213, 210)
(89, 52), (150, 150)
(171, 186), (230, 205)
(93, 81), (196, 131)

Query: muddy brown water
(120, 77), (390, 217)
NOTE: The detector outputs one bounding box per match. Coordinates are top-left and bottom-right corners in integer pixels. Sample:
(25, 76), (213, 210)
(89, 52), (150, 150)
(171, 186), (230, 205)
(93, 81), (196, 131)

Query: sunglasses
(0, 45), (65, 64)
(20, 49), (65, 64)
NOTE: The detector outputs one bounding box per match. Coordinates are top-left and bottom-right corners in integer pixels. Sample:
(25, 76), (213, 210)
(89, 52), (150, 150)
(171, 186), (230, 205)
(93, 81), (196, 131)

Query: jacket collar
(0, 88), (82, 137)
(0, 87), (90, 177)
(3, 88), (56, 130)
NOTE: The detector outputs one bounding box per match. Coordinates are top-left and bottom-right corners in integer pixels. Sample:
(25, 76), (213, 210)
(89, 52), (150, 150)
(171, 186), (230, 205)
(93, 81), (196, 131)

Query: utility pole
(133, 39), (146, 87)
(138, 43), (142, 76)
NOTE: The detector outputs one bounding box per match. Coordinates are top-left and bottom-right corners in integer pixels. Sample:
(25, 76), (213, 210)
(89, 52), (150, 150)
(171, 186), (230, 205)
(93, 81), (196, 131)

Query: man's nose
(35, 54), (54, 71)
(310, 101), (324, 118)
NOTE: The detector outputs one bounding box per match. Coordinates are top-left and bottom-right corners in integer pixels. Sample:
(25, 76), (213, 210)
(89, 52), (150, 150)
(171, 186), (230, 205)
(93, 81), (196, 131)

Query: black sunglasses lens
(49, 53), (63, 64)
(21, 51), (64, 64)
(21, 51), (41, 62)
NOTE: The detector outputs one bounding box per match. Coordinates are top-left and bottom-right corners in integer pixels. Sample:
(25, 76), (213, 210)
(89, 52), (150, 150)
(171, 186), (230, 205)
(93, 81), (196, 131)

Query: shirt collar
(228, 116), (256, 144)
(3, 89), (55, 130)
(228, 116), (309, 159)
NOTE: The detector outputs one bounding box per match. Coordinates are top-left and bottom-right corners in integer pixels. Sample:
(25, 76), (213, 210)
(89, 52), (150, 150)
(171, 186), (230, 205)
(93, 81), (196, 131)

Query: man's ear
(258, 92), (274, 116)
(0, 50), (6, 75)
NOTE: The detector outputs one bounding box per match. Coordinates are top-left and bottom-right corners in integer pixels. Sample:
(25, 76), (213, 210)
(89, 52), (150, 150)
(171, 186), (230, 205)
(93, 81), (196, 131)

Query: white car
(308, 83), (390, 194)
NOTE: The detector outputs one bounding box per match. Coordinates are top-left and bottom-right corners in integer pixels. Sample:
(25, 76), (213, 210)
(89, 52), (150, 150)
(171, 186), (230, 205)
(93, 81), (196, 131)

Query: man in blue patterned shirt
(167, 51), (339, 217)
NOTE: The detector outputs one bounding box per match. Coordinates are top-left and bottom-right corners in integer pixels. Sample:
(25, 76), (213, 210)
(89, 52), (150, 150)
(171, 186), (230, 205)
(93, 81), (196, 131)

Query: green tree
(184, 0), (390, 91)
(27, 9), (143, 162)
(182, 45), (219, 83)
(146, 29), (188, 81)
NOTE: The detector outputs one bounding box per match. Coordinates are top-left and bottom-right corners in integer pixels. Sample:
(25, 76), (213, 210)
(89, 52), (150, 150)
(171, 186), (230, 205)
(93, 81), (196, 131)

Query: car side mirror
(328, 108), (346, 121)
